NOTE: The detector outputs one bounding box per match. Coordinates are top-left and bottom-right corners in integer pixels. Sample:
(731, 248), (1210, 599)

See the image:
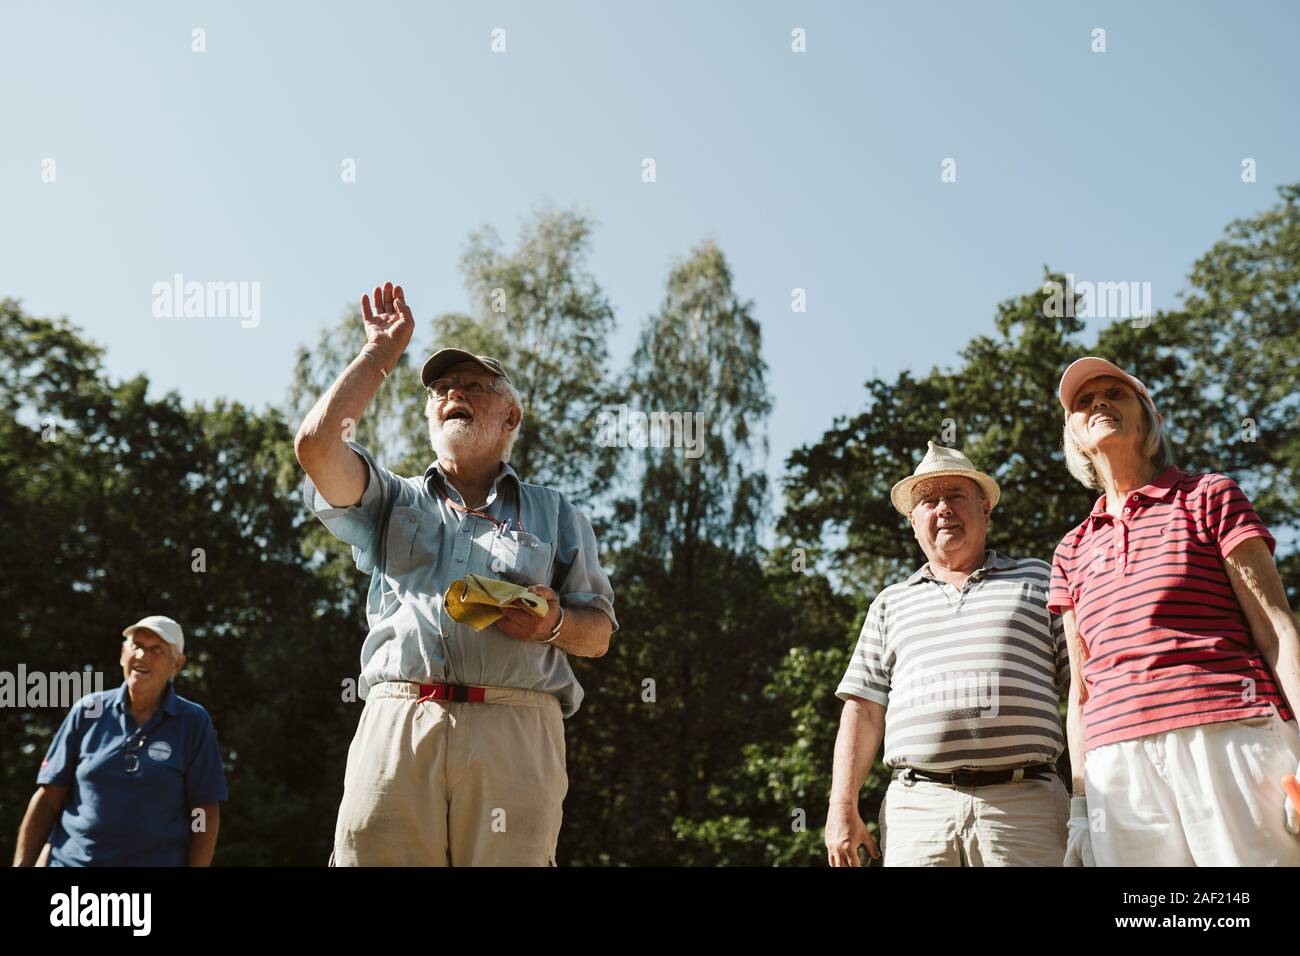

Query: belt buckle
(417, 682), (448, 704)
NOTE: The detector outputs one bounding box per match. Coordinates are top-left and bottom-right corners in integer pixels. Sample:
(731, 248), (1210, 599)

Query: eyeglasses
(124, 732), (148, 774)
(124, 640), (169, 658)
(427, 378), (497, 398)
(1072, 385), (1131, 410)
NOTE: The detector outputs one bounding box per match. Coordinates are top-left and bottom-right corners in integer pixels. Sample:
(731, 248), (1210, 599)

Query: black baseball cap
(420, 349), (512, 388)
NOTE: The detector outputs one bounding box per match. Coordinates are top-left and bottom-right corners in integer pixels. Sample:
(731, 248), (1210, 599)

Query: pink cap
(1058, 357), (1151, 412)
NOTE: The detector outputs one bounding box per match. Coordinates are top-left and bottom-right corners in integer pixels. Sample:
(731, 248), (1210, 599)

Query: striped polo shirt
(1047, 467), (1288, 752)
(836, 550), (1069, 772)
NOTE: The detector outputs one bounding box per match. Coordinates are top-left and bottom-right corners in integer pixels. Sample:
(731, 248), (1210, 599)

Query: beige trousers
(331, 681), (568, 867)
(879, 771), (1069, 866)
(1084, 704), (1300, 866)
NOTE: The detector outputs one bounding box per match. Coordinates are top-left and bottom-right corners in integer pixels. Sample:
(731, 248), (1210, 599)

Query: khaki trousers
(879, 771), (1069, 866)
(331, 681), (568, 867)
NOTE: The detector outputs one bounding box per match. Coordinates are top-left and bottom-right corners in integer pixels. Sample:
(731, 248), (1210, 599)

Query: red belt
(417, 682), (486, 703)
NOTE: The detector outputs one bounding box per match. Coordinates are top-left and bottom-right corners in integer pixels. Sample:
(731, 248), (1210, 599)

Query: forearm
(187, 803), (220, 867)
(1225, 539), (1300, 717)
(295, 347), (391, 452)
(1256, 613), (1300, 718)
(13, 791), (61, 867)
(549, 607), (612, 658)
(829, 702), (884, 806)
(1066, 690), (1087, 794)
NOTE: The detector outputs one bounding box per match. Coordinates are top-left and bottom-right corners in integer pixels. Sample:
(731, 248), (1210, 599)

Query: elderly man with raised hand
(1051, 357), (1300, 867)
(13, 615), (227, 867)
(295, 281), (617, 867)
(825, 442), (1070, 867)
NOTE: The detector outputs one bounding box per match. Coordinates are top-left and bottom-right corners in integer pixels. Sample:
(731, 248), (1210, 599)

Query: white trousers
(1084, 703), (1300, 866)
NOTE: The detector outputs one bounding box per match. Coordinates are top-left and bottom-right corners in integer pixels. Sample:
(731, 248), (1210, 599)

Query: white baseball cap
(122, 615), (184, 655)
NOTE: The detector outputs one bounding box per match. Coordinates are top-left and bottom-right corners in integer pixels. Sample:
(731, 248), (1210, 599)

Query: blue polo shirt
(37, 683), (228, 867)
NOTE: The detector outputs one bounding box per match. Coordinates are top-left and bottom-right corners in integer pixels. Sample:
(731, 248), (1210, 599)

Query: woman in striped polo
(1048, 356), (1300, 866)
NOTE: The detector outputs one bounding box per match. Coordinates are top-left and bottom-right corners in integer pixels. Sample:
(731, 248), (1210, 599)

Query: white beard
(429, 414), (502, 463)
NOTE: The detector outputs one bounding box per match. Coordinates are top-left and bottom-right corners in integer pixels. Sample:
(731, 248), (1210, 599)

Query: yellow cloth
(443, 573), (548, 631)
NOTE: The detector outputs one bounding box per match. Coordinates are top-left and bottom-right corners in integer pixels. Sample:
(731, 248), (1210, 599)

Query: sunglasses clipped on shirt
(123, 731), (148, 774)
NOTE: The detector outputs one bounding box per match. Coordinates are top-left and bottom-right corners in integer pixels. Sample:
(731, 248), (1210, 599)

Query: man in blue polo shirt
(12, 615), (228, 867)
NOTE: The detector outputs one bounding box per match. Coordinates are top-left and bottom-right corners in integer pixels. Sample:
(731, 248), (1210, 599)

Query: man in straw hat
(825, 442), (1071, 866)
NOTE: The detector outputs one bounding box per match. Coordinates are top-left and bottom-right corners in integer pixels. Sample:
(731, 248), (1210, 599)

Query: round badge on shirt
(147, 740), (173, 762)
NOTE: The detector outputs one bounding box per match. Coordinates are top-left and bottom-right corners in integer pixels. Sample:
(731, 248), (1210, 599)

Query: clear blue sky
(4, 1), (1298, 503)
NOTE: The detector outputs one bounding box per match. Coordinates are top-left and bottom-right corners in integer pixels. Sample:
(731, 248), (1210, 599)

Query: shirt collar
(111, 681), (180, 717)
(906, 548), (1016, 585)
(1087, 465), (1182, 520)
(425, 460), (521, 506)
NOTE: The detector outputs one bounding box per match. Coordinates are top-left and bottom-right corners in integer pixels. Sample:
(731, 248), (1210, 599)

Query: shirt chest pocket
(383, 506), (425, 577)
(488, 529), (554, 587)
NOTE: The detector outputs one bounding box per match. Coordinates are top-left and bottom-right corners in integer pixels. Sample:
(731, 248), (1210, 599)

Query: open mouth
(1090, 413), (1118, 427)
(130, 665), (151, 676)
(443, 408), (474, 423)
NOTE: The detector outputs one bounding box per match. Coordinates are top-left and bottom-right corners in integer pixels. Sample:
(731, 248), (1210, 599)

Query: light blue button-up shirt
(304, 442), (617, 717)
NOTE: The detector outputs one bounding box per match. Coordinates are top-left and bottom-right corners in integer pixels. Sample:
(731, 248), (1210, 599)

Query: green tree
(446, 206), (620, 506)
(1, 301), (358, 866)
(561, 240), (780, 864)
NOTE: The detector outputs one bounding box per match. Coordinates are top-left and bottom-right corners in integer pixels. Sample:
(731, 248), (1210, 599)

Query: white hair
(495, 377), (523, 463)
(1062, 389), (1175, 491)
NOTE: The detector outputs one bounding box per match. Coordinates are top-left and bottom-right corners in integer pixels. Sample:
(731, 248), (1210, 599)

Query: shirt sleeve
(184, 709), (229, 806)
(302, 441), (389, 564)
(36, 697), (89, 787)
(835, 595), (890, 707)
(551, 497), (618, 631)
(1046, 542), (1074, 615)
(1201, 474), (1276, 559)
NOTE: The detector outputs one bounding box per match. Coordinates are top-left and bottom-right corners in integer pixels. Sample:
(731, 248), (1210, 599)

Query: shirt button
(1123, 507), (1131, 514)
(456, 556), (464, 563)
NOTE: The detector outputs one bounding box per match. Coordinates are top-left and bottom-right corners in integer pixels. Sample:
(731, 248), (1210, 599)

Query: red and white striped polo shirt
(1048, 467), (1289, 752)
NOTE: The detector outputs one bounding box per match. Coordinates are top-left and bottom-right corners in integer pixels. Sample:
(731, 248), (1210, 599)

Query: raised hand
(360, 281), (414, 365)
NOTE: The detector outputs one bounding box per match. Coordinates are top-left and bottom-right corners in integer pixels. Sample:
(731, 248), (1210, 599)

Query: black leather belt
(895, 762), (1057, 787)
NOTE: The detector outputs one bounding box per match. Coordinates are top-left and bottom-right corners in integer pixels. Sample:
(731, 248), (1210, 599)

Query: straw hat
(889, 441), (1001, 515)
